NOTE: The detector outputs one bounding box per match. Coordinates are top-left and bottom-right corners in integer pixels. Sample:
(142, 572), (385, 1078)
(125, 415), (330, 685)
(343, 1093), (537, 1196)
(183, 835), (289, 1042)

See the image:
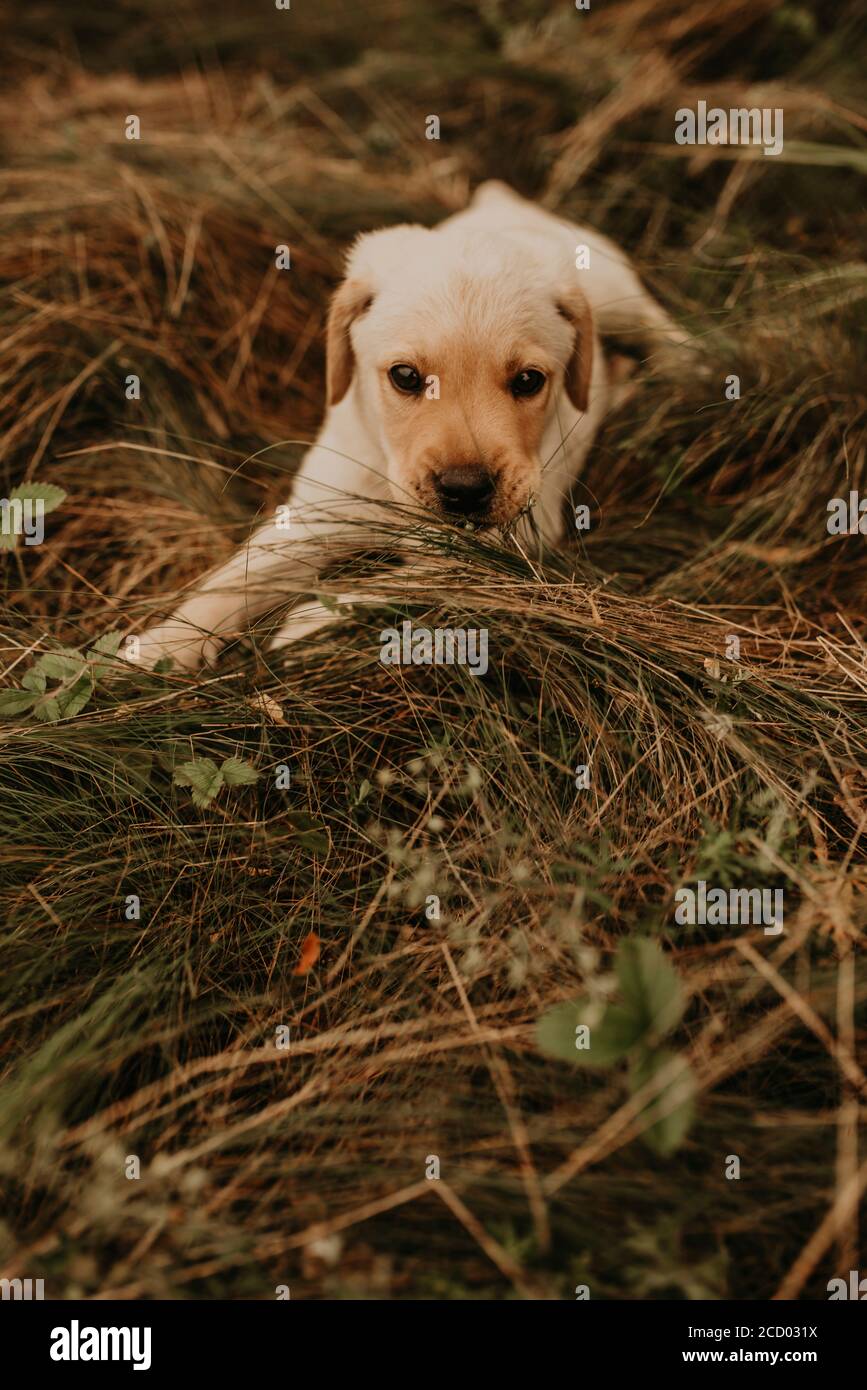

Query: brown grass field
(0, 0), (865, 1300)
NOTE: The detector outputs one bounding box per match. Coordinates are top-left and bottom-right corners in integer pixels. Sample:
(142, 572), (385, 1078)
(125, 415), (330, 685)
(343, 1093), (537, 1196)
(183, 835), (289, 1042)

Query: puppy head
(324, 224), (594, 527)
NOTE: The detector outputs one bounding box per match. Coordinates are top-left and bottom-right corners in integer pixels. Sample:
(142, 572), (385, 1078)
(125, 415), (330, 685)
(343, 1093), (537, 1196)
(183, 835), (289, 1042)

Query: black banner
(1, 1298), (864, 1375)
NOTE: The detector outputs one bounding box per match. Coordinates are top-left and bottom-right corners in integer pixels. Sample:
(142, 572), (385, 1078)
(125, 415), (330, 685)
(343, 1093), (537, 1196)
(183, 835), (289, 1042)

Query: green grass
(0, 0), (865, 1299)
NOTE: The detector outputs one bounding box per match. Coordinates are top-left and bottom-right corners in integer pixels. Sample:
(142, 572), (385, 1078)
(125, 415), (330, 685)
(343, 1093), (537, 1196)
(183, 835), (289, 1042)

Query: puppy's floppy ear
(556, 286), (594, 414)
(326, 277), (373, 407)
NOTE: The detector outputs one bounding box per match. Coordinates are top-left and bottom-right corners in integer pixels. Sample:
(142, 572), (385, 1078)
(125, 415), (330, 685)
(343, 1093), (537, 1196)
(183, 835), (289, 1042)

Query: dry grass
(0, 0), (865, 1299)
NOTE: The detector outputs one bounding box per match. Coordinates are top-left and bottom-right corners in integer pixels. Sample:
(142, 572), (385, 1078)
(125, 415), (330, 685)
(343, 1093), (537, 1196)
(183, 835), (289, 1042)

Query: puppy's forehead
(350, 225), (574, 354)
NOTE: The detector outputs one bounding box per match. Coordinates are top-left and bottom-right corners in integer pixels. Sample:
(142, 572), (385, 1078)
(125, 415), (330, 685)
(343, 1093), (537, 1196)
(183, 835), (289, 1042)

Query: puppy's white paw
(270, 591), (384, 651)
(123, 623), (218, 672)
(269, 600), (345, 651)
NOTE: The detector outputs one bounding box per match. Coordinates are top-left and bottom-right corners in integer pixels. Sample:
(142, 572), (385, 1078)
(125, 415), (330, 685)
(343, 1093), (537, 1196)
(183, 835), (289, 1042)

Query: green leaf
(173, 758), (224, 808)
(10, 482), (67, 513)
(0, 689), (39, 716)
(32, 697), (62, 723)
(616, 938), (684, 1039)
(2, 634), (118, 723)
(0, 484), (66, 549)
(629, 1049), (697, 1156)
(87, 630), (124, 679)
(89, 631), (124, 656)
(58, 674), (94, 719)
(536, 1000), (646, 1067)
(32, 648), (85, 682)
(220, 757), (258, 788)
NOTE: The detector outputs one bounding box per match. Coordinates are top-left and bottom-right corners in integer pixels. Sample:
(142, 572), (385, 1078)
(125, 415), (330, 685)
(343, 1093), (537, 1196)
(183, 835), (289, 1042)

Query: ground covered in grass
(1, 0), (865, 1299)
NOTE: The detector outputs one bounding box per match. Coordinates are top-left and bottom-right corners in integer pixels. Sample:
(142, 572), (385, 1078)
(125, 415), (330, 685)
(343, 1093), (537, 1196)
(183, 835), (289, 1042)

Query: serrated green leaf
(0, 689), (39, 716)
(58, 674), (94, 718)
(21, 669), (47, 694)
(220, 757), (258, 787)
(89, 631), (124, 657)
(32, 648), (85, 682)
(0, 484), (67, 548)
(616, 938), (684, 1038)
(629, 1049), (697, 1156)
(9, 482), (67, 513)
(32, 697), (62, 723)
(173, 757), (220, 789)
(536, 999), (646, 1067)
(87, 630), (124, 679)
(173, 758), (224, 807)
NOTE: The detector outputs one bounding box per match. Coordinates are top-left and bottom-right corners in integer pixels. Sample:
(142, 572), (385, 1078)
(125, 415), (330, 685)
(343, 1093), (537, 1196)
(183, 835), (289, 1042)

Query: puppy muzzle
(432, 464), (495, 519)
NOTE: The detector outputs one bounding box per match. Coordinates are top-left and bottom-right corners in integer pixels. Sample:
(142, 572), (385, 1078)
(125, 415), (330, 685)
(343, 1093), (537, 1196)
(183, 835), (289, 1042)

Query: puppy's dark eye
(389, 364), (423, 394)
(510, 369), (546, 398)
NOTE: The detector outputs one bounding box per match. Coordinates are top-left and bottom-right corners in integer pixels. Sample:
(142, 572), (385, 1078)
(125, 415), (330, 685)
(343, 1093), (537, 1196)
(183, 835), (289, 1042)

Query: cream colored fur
(129, 182), (689, 670)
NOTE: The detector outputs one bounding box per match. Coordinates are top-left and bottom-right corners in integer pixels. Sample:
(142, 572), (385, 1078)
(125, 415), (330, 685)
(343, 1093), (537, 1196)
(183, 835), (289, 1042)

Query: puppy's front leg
(132, 494), (390, 670)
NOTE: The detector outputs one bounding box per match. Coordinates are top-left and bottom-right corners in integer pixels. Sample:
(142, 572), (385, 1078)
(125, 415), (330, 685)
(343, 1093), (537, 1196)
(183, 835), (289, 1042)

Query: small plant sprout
(0, 482), (65, 550)
(0, 630), (123, 721)
(173, 755), (258, 809)
(537, 938), (696, 1155)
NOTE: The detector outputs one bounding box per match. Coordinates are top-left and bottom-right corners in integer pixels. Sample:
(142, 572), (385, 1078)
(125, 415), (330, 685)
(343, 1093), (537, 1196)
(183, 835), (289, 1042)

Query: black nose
(434, 465), (495, 516)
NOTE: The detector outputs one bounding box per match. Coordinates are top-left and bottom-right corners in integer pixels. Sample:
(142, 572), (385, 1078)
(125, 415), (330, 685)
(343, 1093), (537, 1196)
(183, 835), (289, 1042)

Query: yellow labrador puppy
(131, 181), (688, 669)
